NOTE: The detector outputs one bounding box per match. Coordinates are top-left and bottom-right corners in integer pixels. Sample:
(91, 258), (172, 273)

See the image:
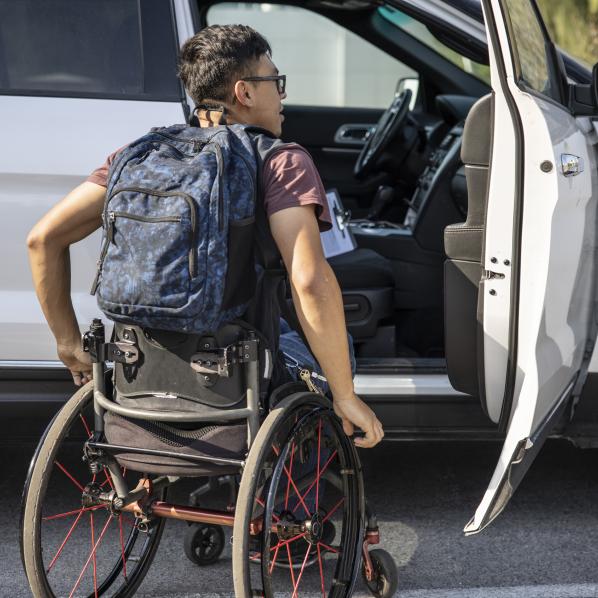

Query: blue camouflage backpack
(91, 123), (285, 334)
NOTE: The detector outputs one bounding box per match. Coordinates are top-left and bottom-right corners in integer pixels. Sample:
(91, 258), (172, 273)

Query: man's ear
(233, 80), (253, 107)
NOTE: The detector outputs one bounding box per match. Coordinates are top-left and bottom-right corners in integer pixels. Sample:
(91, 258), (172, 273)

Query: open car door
(459, 0), (598, 534)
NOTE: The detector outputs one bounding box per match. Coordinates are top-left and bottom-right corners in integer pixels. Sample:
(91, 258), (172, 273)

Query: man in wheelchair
(23, 24), (395, 598)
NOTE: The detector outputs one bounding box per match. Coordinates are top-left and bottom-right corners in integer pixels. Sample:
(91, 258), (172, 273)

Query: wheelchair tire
(363, 549), (399, 598)
(232, 391), (365, 598)
(21, 382), (166, 598)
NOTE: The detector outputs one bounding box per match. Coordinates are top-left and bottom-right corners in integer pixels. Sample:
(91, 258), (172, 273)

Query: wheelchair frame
(82, 318), (263, 530)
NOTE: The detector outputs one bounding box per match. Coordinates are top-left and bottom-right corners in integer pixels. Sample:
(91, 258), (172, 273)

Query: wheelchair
(21, 319), (398, 597)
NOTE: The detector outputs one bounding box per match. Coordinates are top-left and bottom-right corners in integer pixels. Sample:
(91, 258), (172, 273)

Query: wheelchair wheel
(183, 523), (225, 566)
(233, 392), (364, 598)
(21, 382), (166, 597)
(362, 549), (398, 598)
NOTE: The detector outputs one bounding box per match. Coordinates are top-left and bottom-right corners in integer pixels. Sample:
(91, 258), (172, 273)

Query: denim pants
(278, 319), (356, 395)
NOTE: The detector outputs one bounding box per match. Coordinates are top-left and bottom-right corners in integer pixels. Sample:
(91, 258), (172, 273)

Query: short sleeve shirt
(87, 145), (332, 231)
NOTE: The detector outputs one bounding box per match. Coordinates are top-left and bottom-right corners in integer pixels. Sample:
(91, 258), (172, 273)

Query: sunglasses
(242, 74), (286, 95)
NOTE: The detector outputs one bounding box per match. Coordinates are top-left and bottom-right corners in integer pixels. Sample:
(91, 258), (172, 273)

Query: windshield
(378, 5), (491, 85)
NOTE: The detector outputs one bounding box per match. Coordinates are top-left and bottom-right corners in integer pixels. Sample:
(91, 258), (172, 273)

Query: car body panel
(0, 96), (184, 361)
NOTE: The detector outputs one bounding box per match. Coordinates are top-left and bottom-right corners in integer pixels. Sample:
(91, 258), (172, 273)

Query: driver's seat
(328, 248), (394, 347)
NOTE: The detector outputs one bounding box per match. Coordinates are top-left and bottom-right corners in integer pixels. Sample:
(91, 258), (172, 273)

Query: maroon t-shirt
(87, 145), (332, 231)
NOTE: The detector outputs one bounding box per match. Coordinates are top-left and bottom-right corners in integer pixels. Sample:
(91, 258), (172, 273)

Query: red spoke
(284, 441), (296, 510)
(255, 496), (280, 523)
(79, 413), (92, 438)
(318, 541), (340, 554)
(46, 510), (85, 573)
(43, 505), (105, 521)
(292, 450), (338, 514)
(322, 497), (345, 523)
(119, 514), (128, 580)
(292, 544), (312, 598)
(317, 543), (326, 598)
(270, 532), (307, 552)
(55, 461), (84, 492)
(286, 543), (297, 591)
(269, 542), (281, 574)
(250, 551), (261, 561)
(68, 514), (112, 598)
(316, 419), (322, 513)
(272, 444), (311, 516)
(103, 469), (115, 491)
(90, 512), (98, 598)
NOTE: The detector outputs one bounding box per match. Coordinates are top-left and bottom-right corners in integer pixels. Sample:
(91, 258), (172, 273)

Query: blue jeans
(278, 319), (356, 394)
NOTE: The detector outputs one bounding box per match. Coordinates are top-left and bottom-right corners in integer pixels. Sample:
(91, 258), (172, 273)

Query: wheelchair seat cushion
(328, 248), (393, 289)
(104, 412), (246, 477)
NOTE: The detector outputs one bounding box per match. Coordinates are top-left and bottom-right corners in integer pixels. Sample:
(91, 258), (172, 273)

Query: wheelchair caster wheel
(184, 523), (225, 566)
(363, 549), (398, 598)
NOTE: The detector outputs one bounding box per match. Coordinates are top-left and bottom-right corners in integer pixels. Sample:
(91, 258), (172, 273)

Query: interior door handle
(334, 124), (376, 145)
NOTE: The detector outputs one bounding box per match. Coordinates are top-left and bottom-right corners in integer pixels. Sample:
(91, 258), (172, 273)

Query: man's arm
(269, 205), (384, 448)
(27, 181), (106, 386)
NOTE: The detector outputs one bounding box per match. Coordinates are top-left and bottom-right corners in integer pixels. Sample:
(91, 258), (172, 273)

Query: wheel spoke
(292, 450), (338, 515)
(272, 444), (311, 516)
(79, 413), (92, 438)
(292, 544), (312, 598)
(43, 505), (105, 521)
(270, 532), (307, 552)
(68, 513), (112, 598)
(255, 496), (280, 523)
(318, 541), (340, 554)
(316, 419), (322, 513)
(284, 441), (296, 510)
(322, 497), (344, 523)
(90, 512), (98, 598)
(54, 460), (84, 492)
(46, 509), (85, 573)
(317, 543), (326, 598)
(269, 542), (281, 574)
(286, 543), (297, 591)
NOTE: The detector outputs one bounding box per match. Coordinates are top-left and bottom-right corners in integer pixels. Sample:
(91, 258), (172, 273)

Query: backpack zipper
(213, 143), (224, 231)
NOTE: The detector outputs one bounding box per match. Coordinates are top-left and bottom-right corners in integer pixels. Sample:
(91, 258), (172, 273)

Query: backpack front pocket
(98, 188), (196, 309)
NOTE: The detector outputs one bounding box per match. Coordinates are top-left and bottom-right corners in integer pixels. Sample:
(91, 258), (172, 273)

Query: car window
(502, 0), (559, 101)
(378, 6), (491, 85)
(207, 3), (417, 109)
(0, 0), (180, 100)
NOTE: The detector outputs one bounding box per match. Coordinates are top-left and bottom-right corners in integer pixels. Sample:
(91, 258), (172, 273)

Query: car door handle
(561, 153), (584, 177)
(334, 124), (376, 145)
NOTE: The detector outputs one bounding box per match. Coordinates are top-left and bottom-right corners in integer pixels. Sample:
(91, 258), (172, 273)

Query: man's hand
(57, 341), (93, 386)
(333, 393), (384, 448)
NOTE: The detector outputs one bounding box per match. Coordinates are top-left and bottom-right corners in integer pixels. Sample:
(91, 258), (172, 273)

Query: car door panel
(281, 105), (384, 207)
(463, 0), (598, 534)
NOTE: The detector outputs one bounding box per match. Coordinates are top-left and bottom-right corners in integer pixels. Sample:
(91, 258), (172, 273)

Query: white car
(2, 0), (597, 534)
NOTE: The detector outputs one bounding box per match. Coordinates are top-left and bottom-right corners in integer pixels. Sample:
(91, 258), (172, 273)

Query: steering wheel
(354, 89), (412, 179)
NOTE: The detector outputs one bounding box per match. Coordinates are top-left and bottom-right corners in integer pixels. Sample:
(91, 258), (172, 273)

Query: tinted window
(503, 0), (558, 100)
(207, 3), (417, 109)
(0, 0), (180, 100)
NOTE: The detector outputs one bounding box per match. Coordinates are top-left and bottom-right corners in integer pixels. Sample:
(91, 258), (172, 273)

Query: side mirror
(568, 61), (598, 116)
(396, 76), (419, 109)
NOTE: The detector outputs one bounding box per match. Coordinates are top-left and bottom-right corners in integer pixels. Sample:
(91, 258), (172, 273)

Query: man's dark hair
(178, 24), (272, 106)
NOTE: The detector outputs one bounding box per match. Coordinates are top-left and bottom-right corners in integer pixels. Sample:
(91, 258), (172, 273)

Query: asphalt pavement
(3, 438), (598, 597)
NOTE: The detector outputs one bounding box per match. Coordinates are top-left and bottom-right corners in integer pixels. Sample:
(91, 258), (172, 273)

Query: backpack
(90, 123), (284, 334)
